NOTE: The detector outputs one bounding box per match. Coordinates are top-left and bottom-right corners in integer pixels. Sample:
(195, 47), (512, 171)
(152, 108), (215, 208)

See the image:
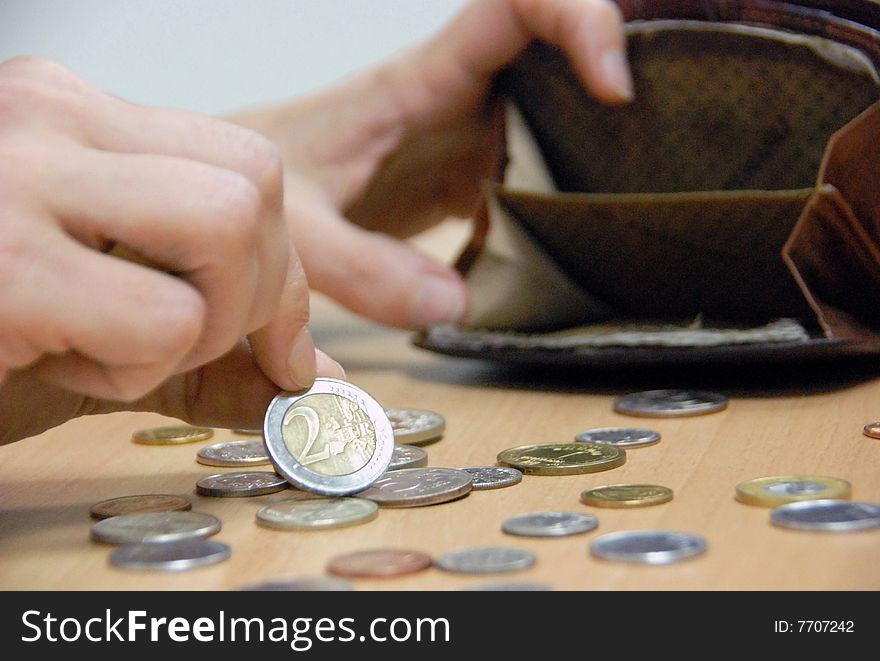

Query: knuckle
(0, 55), (71, 81)
(239, 129), (284, 208)
(209, 172), (263, 244)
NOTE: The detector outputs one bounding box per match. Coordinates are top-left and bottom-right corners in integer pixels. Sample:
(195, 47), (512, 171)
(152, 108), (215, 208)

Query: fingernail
(600, 49), (634, 102)
(316, 349), (346, 380)
(410, 275), (466, 328)
(287, 327), (317, 390)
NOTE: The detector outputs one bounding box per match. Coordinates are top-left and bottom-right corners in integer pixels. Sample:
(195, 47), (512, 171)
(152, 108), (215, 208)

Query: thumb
(287, 179), (467, 329)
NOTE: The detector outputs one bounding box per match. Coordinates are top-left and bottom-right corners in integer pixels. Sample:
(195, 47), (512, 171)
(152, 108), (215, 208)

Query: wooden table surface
(2, 222), (879, 591)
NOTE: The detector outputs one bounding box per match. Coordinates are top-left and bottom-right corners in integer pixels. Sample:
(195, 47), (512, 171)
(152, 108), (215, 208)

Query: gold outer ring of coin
(496, 443), (626, 476)
(735, 475), (852, 507)
(132, 425), (214, 445)
(89, 494), (192, 520)
(580, 484), (673, 508)
(863, 422), (880, 439)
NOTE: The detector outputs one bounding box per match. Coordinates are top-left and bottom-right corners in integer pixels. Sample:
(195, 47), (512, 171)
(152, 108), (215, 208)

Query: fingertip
(316, 349), (346, 380)
(409, 272), (468, 329)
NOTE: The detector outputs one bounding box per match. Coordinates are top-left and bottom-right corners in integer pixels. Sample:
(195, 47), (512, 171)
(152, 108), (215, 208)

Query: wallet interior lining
(458, 22), (880, 344)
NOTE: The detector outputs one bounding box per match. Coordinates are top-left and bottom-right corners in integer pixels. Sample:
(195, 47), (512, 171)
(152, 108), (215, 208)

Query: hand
(236, 0), (631, 329)
(0, 57), (342, 444)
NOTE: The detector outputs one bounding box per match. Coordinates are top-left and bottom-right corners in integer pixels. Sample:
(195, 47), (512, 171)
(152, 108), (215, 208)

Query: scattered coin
(460, 466), (523, 490)
(132, 425), (214, 445)
(233, 428), (264, 436)
(196, 440), (271, 467)
(436, 547), (536, 574)
(110, 540), (230, 571)
(89, 494), (191, 520)
(256, 497), (378, 530)
(613, 390), (728, 417)
(326, 549), (433, 578)
(385, 408), (445, 445)
(356, 467), (472, 507)
(91, 511), (221, 545)
(590, 530), (707, 565)
(239, 577), (354, 591)
(736, 476), (852, 508)
(575, 427), (661, 448)
(464, 582), (551, 591)
(502, 512), (598, 537)
(497, 443), (625, 475)
(387, 444), (428, 471)
(580, 484), (674, 508)
(264, 379), (394, 496)
(196, 471), (288, 498)
(862, 422), (880, 439)
(770, 499), (880, 532)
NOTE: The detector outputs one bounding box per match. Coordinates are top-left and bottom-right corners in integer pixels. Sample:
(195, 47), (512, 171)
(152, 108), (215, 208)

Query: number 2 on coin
(285, 406), (328, 466)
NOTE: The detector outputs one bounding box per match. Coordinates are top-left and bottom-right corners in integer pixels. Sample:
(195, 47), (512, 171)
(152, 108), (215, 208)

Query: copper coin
(326, 549), (432, 579)
(89, 494), (192, 520)
(863, 421), (880, 439)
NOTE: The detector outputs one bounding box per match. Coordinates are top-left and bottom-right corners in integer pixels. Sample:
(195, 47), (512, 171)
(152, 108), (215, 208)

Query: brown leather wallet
(416, 0), (880, 366)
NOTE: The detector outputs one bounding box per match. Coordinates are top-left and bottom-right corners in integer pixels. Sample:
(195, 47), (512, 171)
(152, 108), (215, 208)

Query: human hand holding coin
(234, 0), (631, 329)
(0, 57), (342, 444)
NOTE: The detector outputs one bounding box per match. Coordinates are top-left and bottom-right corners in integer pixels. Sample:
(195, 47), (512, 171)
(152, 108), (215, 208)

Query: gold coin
(580, 484), (673, 508)
(497, 443), (625, 476)
(735, 475), (852, 507)
(863, 422), (880, 439)
(132, 425), (214, 445)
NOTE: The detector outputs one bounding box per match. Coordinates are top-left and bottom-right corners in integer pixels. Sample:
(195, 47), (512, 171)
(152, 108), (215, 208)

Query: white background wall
(0, 0), (468, 115)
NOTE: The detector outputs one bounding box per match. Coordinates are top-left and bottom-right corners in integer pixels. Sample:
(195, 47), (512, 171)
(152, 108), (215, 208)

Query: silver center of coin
(502, 512), (599, 537)
(436, 547), (536, 574)
(590, 530), (707, 565)
(762, 481), (826, 496)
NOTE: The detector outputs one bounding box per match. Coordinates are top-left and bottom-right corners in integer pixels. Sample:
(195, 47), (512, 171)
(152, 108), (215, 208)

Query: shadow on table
(401, 354), (880, 398)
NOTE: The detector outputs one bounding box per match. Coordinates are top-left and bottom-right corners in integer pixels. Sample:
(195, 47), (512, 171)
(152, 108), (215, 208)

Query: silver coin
(91, 511), (221, 545)
(197, 440), (271, 467)
(196, 471), (288, 497)
(356, 467), (472, 507)
(387, 444), (428, 471)
(770, 499), (880, 532)
(264, 379), (394, 496)
(575, 427), (661, 448)
(436, 547), (536, 574)
(460, 466), (523, 490)
(464, 582), (551, 591)
(110, 540), (230, 571)
(256, 497), (378, 530)
(590, 530), (707, 565)
(385, 408), (445, 445)
(502, 512), (598, 538)
(239, 577), (354, 591)
(613, 390), (728, 417)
